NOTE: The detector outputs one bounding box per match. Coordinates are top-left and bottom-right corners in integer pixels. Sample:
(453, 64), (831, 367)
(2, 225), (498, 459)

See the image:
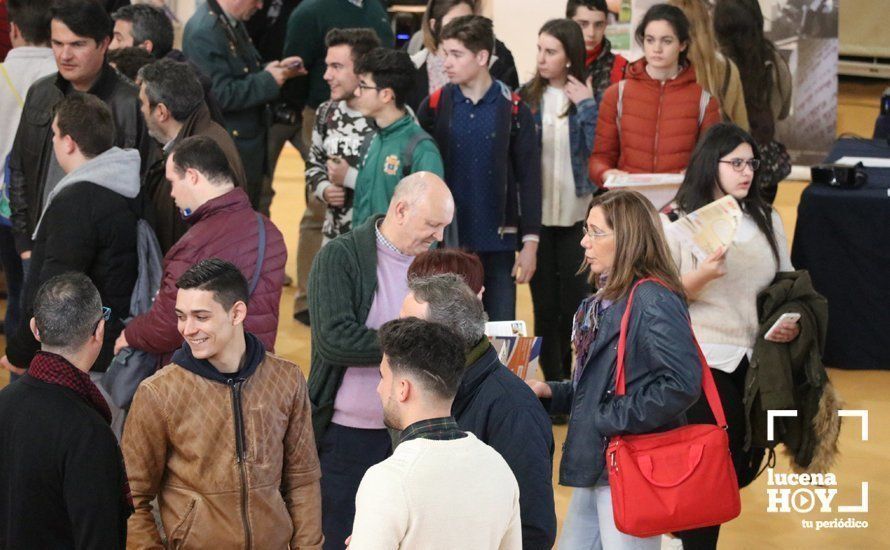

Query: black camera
(811, 162), (868, 189)
(271, 102), (298, 126)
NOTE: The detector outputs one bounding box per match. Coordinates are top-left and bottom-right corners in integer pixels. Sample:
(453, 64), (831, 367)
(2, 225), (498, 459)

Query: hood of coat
(172, 331), (267, 384)
(626, 58), (698, 86)
(32, 147), (141, 239)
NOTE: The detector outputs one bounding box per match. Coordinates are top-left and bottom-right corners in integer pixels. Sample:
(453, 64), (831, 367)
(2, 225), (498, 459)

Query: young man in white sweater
(347, 317), (522, 550)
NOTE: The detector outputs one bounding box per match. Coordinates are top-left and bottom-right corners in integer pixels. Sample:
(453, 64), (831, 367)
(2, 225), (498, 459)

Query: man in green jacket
(183, 0), (305, 213)
(283, 0), (394, 325)
(307, 174), (453, 549)
(351, 48), (443, 227)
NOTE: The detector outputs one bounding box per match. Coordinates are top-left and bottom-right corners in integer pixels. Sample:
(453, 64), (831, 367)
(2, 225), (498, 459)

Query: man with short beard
(304, 28), (379, 250)
(7, 0), (154, 266)
(137, 59), (246, 253)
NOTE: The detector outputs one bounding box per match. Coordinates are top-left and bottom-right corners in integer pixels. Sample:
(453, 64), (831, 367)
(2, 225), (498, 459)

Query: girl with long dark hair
(520, 19), (598, 384)
(713, 0), (793, 202)
(663, 122), (797, 549)
(588, 3), (721, 188)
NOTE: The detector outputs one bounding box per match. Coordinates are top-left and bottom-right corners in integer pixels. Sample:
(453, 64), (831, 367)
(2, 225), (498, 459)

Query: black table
(791, 138), (890, 370)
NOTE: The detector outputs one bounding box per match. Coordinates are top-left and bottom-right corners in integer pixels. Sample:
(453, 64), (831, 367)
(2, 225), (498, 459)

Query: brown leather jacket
(122, 352), (323, 549)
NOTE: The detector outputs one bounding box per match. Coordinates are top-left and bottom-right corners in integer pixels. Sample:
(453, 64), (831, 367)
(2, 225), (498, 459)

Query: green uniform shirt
(352, 114), (444, 227)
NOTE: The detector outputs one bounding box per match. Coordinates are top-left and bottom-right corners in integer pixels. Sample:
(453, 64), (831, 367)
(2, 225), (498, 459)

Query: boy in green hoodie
(351, 48), (444, 227)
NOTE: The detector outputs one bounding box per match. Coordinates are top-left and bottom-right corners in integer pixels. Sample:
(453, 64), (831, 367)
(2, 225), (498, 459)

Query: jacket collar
(186, 187), (250, 225)
(172, 331), (266, 383)
(175, 103), (214, 144)
(626, 58), (697, 86)
(54, 63), (120, 99)
(453, 341), (501, 416)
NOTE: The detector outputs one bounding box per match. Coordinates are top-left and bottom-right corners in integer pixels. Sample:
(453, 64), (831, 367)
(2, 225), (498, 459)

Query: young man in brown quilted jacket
(121, 259), (322, 549)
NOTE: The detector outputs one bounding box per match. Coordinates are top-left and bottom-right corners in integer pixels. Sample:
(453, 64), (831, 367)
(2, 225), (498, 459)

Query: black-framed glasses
(93, 306), (111, 333)
(719, 158), (761, 172)
(356, 82), (380, 93)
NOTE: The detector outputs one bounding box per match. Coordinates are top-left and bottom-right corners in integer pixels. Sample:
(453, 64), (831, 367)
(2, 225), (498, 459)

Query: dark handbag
(757, 140), (792, 203)
(607, 278), (741, 537)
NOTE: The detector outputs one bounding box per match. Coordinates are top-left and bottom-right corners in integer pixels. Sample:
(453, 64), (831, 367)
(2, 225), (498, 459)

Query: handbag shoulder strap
(0, 64), (24, 108)
(615, 277), (728, 428)
(249, 212), (266, 296)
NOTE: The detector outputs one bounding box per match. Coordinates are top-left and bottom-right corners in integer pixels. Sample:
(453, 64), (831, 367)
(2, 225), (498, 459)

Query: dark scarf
(29, 351), (112, 423)
(27, 352), (133, 511)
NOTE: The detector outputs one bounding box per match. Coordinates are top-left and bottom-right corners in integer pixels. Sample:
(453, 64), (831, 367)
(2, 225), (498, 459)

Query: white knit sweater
(348, 433), (522, 550)
(664, 210), (793, 349)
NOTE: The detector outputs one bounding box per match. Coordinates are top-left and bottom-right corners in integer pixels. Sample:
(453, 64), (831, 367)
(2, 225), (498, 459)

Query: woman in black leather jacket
(527, 189), (702, 549)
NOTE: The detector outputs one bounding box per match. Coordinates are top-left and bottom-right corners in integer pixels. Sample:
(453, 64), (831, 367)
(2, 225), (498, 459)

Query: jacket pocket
(168, 498), (198, 549)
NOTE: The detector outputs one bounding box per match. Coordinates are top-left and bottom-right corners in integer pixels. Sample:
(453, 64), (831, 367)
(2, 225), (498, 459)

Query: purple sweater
(331, 238), (414, 428)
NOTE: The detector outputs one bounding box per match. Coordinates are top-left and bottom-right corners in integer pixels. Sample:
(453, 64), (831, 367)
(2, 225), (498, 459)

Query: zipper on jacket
(653, 81), (666, 171)
(228, 379), (253, 549)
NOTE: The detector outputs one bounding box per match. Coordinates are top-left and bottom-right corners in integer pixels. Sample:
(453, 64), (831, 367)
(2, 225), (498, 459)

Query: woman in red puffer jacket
(589, 3), (720, 188)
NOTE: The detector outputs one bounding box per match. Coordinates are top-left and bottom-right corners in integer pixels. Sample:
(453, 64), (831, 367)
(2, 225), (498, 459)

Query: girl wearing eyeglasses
(662, 122), (795, 549)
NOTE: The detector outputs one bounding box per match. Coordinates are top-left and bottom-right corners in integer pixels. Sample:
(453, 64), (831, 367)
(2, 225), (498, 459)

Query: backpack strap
(401, 130), (435, 178)
(249, 212), (266, 296)
(698, 89), (712, 127)
(616, 79), (627, 139)
(429, 87), (443, 111)
(0, 65), (23, 108)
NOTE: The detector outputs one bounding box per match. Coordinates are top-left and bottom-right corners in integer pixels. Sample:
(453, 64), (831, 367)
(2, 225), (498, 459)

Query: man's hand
(0, 355), (25, 377)
(114, 330), (129, 355)
(512, 241), (538, 284)
(20, 250), (31, 260)
(526, 379), (552, 399)
(323, 185), (347, 207)
(326, 156), (348, 186)
(265, 56), (308, 86)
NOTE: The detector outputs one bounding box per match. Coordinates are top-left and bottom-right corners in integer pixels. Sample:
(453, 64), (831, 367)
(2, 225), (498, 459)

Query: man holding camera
(183, 0), (306, 215)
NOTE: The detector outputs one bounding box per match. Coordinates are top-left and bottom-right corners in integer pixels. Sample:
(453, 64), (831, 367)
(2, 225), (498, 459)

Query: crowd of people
(0, 0), (815, 549)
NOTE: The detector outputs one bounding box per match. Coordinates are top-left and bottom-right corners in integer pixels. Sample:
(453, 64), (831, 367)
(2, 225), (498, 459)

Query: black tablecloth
(791, 138), (890, 370)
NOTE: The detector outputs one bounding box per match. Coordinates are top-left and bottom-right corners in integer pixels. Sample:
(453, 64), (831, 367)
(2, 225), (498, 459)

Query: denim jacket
(525, 90), (599, 198)
(546, 281), (702, 487)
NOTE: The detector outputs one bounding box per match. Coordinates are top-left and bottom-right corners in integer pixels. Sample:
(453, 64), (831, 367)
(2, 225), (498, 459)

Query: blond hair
(587, 190), (684, 302)
(669, 0), (731, 109)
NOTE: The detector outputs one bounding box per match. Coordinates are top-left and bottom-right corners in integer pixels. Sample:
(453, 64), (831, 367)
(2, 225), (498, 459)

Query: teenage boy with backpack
(350, 48), (444, 228)
(418, 15), (541, 321)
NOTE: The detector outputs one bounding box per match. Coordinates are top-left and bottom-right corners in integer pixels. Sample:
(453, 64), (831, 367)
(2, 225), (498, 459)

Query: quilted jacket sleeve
(282, 367), (324, 549)
(588, 83), (621, 187)
(124, 246), (190, 355)
(121, 383), (168, 549)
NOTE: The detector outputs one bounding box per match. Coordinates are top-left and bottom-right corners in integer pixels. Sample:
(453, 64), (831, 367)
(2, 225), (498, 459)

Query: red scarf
(586, 41), (604, 69)
(28, 352), (133, 511)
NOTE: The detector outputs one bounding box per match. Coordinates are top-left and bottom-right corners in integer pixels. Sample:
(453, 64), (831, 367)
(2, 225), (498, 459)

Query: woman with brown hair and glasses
(527, 189), (702, 549)
(663, 122), (795, 549)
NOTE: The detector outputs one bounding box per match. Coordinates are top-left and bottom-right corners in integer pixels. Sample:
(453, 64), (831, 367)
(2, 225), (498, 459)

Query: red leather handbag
(606, 278), (741, 538)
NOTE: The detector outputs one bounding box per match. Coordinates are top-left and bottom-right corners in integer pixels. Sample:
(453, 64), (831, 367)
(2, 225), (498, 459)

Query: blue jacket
(417, 81), (542, 241)
(547, 281), (702, 487)
(453, 341), (556, 550)
(526, 92), (599, 198)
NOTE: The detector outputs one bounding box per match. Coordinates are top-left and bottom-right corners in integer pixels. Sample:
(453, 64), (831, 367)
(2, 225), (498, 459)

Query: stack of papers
(484, 321), (539, 380)
(665, 195), (743, 261)
(604, 173), (684, 210)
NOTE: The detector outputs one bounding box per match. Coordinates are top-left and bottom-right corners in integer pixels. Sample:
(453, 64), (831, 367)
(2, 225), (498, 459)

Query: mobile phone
(286, 60), (303, 70)
(764, 312), (801, 340)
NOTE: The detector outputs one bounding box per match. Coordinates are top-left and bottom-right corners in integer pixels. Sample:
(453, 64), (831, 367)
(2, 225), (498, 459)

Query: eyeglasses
(582, 226), (613, 240)
(93, 306), (111, 333)
(719, 158), (761, 172)
(356, 82), (380, 93)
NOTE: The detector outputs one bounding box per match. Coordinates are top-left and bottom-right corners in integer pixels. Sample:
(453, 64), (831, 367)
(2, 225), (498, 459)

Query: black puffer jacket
(547, 281), (702, 487)
(7, 64), (154, 253)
